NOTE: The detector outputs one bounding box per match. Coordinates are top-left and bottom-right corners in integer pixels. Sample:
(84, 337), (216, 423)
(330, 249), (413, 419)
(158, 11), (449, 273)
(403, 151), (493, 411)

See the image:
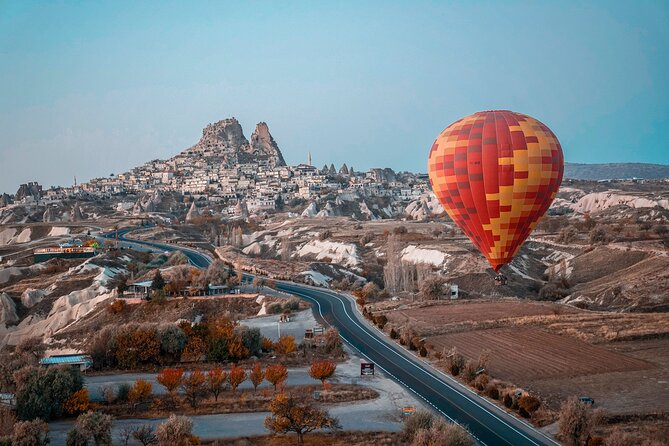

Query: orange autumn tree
(181, 370), (206, 408)
(64, 388), (91, 415)
(228, 365), (247, 393)
(157, 368), (184, 395)
(181, 337), (207, 362)
(265, 364), (288, 391)
(264, 393), (340, 445)
(275, 335), (297, 355)
(128, 379), (153, 411)
(250, 362), (264, 392)
(309, 360), (337, 389)
(207, 368), (227, 401)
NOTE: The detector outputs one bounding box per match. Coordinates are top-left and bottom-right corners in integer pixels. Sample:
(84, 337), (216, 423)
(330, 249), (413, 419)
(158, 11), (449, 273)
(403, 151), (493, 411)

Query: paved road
(271, 282), (559, 446)
(116, 229), (558, 446)
(99, 228), (212, 268)
(49, 398), (402, 444)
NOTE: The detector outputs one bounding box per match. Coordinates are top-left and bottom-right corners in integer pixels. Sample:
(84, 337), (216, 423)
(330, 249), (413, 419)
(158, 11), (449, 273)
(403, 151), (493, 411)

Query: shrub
(589, 226), (611, 245)
(323, 328), (343, 355)
(503, 392), (513, 408)
(261, 337), (274, 352)
(484, 383), (500, 400)
(283, 297), (301, 312)
(108, 299), (125, 314)
(73, 411), (114, 446)
(155, 414), (193, 446)
(419, 346), (428, 357)
(11, 419), (49, 446)
(556, 226), (578, 244)
(275, 335), (297, 355)
(403, 409), (435, 440)
(420, 277), (445, 300)
(411, 419), (473, 446)
(390, 328), (399, 339)
(64, 388), (91, 415)
(267, 303), (283, 314)
(461, 360), (478, 384)
(446, 348), (464, 376)
(117, 383), (131, 402)
(393, 226), (408, 235)
(374, 314), (388, 329)
(518, 395), (541, 418)
(473, 373), (489, 392)
(557, 397), (603, 446)
(128, 380), (152, 407)
(361, 282), (380, 300)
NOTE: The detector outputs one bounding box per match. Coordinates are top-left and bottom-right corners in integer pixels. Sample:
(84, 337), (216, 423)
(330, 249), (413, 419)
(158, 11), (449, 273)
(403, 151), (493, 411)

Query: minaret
(74, 176), (77, 187)
(308, 151), (312, 166)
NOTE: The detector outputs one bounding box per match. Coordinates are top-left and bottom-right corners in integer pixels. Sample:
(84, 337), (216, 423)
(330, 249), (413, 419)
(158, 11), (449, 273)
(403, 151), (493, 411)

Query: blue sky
(1, 1), (668, 193)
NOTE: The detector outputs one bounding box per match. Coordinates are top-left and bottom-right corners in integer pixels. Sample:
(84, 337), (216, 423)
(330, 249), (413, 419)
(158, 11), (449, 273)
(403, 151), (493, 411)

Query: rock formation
(42, 206), (58, 222)
(185, 201), (199, 222)
(0, 293), (18, 326)
(21, 289), (46, 309)
(71, 202), (85, 221)
(249, 122), (286, 167)
(182, 118), (286, 168)
(0, 193), (12, 208)
(15, 182), (42, 201)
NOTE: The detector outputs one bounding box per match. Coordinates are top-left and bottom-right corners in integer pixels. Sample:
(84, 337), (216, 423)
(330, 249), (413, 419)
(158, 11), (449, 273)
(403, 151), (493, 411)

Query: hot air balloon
(427, 110), (564, 279)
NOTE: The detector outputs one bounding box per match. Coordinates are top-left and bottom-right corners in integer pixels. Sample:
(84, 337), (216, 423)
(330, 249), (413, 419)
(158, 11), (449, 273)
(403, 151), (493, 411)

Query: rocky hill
(564, 162), (669, 180)
(184, 118), (286, 167)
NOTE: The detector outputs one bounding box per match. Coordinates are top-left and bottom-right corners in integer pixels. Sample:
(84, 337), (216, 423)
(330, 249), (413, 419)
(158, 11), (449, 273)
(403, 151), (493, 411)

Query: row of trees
(89, 316), (298, 369)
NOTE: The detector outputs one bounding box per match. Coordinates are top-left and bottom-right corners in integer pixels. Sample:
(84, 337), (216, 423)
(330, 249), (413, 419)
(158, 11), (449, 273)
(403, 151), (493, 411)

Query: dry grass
(210, 431), (404, 446)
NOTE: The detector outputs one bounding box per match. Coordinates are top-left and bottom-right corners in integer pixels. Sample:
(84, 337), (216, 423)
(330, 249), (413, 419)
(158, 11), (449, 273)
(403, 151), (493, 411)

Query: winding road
(105, 228), (558, 446)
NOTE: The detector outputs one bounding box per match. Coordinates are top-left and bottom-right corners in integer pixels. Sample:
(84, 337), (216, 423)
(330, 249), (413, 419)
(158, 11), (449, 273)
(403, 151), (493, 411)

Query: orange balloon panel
(428, 110), (563, 271)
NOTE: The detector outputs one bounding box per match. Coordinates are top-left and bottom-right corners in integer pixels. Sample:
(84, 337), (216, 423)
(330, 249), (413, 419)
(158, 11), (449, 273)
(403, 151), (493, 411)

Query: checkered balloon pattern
(428, 110), (564, 272)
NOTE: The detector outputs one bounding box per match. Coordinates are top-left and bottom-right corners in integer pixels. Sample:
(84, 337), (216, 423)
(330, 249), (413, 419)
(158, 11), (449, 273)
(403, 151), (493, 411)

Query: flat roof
(39, 355), (93, 365)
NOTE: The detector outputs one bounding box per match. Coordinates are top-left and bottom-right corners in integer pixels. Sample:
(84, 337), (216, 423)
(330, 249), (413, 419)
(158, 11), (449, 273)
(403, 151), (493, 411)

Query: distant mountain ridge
(564, 163), (669, 180)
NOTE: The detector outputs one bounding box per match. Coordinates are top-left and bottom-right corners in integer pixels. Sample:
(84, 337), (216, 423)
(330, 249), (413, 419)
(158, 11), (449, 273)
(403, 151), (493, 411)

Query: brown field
(388, 299), (577, 326)
(428, 327), (652, 382)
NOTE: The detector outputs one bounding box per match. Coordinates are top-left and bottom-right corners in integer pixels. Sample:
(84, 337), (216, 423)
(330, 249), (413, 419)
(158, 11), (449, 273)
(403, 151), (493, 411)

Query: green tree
(238, 326), (262, 356)
(151, 270), (166, 291)
(158, 325), (187, 362)
(15, 366), (83, 421)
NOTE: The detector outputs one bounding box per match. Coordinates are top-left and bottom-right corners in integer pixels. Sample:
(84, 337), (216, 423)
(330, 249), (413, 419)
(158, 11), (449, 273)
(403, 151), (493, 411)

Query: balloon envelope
(427, 110), (563, 271)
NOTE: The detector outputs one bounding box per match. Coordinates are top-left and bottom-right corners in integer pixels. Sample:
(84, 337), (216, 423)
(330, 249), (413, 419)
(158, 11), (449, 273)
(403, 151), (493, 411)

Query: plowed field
(429, 327), (653, 382)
